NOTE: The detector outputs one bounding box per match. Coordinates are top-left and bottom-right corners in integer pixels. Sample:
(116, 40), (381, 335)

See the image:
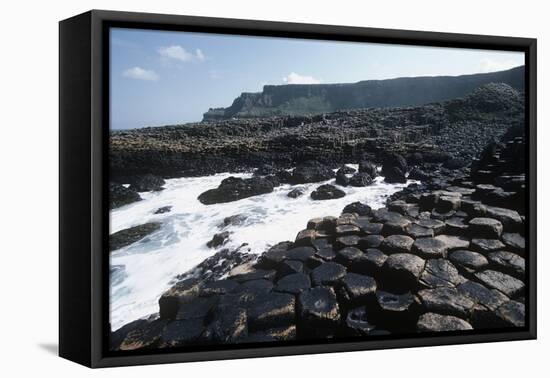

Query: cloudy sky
(110, 27), (524, 130)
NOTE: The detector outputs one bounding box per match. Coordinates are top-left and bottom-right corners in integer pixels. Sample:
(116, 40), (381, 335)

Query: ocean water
(110, 166), (416, 331)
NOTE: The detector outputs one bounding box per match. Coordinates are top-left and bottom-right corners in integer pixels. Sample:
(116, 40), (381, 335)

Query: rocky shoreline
(110, 112), (526, 350)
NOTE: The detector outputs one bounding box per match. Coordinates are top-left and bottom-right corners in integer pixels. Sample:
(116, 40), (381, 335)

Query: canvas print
(108, 28), (527, 352)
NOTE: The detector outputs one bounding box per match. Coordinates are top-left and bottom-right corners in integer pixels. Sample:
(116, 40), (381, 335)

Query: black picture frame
(59, 9), (537, 368)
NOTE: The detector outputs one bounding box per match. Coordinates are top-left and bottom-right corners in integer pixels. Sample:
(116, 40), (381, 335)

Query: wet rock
(418, 287), (475, 318)
(487, 251), (525, 278)
(335, 224), (361, 235)
(471, 238), (506, 254)
(417, 313), (473, 332)
(154, 206), (172, 214)
(207, 231), (231, 248)
(175, 296), (218, 321)
(501, 233), (525, 253)
(496, 300), (525, 327)
(316, 247), (337, 261)
(277, 260), (304, 278)
(412, 238), (449, 259)
(335, 169), (350, 186)
(287, 187), (305, 198)
(359, 161), (377, 178)
(474, 270), (524, 297)
(311, 262), (347, 286)
(384, 166), (407, 183)
(343, 306), (376, 336)
(383, 253), (425, 288)
(233, 279), (274, 294)
(285, 246), (317, 262)
(349, 172), (373, 187)
(275, 273), (311, 295)
(383, 217), (412, 236)
(198, 176), (274, 204)
(437, 195), (461, 212)
(431, 208), (456, 220)
(419, 259), (466, 288)
(434, 235), (470, 251)
(469, 218), (503, 238)
(256, 242), (294, 268)
(311, 184), (346, 200)
(374, 290), (418, 330)
(342, 202), (373, 216)
(298, 287), (341, 332)
(111, 319), (149, 350)
(247, 292), (296, 331)
(220, 214), (248, 228)
(109, 183), (142, 209)
(128, 174), (165, 192)
(449, 250), (489, 273)
(109, 222), (162, 251)
(231, 269), (277, 283)
(291, 161), (335, 184)
(336, 247), (366, 267)
(359, 235), (384, 249)
(341, 273), (377, 304)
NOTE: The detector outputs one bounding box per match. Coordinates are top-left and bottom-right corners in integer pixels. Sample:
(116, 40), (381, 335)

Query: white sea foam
(110, 166), (416, 330)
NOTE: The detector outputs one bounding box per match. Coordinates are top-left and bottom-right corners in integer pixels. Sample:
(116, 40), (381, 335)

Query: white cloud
(158, 45), (206, 63)
(479, 58), (523, 73)
(122, 67), (159, 81)
(282, 72), (321, 84)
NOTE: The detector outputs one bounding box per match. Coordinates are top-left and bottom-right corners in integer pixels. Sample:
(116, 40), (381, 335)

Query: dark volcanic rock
(203, 306), (248, 343)
(471, 238), (506, 254)
(160, 318), (206, 347)
(298, 287), (341, 331)
(487, 251), (525, 278)
(417, 313), (473, 332)
(384, 166), (407, 184)
(287, 187), (305, 198)
(496, 300), (525, 327)
(311, 262), (347, 286)
(128, 174), (165, 192)
(349, 172), (373, 187)
(456, 280), (508, 311)
(275, 273), (311, 295)
(412, 237), (449, 259)
(468, 217), (503, 238)
(341, 273), (377, 303)
(291, 161), (335, 184)
(342, 202), (373, 216)
(311, 184), (346, 200)
(475, 270), (524, 297)
(110, 183), (141, 209)
(207, 231), (231, 248)
(501, 233), (526, 253)
(359, 161), (378, 178)
(380, 235), (414, 254)
(449, 250), (489, 273)
(343, 307), (376, 336)
(383, 253), (425, 288)
(109, 222), (162, 251)
(247, 292), (296, 331)
(117, 319), (167, 351)
(198, 176), (274, 204)
(419, 259), (465, 289)
(418, 287), (475, 318)
(154, 206), (172, 214)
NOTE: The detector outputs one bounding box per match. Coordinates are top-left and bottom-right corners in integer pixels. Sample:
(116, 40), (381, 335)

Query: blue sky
(110, 27), (524, 130)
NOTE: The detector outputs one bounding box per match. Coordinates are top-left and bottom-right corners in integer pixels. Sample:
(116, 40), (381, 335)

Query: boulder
(457, 280), (508, 311)
(434, 235), (470, 251)
(342, 202), (373, 216)
(154, 206), (172, 214)
(416, 219), (446, 235)
(349, 172), (373, 187)
(206, 231), (231, 248)
(341, 273), (377, 304)
(359, 161), (377, 178)
(158, 278), (202, 319)
(291, 161), (335, 184)
(310, 184), (346, 200)
(485, 206), (523, 231)
(109, 183), (141, 209)
(501, 233), (526, 253)
(128, 174), (165, 192)
(287, 187), (305, 198)
(406, 223), (434, 238)
(384, 166), (407, 183)
(496, 300), (525, 327)
(294, 229), (316, 246)
(198, 176), (274, 204)
(109, 222), (162, 251)
(298, 287), (341, 330)
(417, 313), (473, 332)
(471, 238), (506, 254)
(359, 235), (385, 249)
